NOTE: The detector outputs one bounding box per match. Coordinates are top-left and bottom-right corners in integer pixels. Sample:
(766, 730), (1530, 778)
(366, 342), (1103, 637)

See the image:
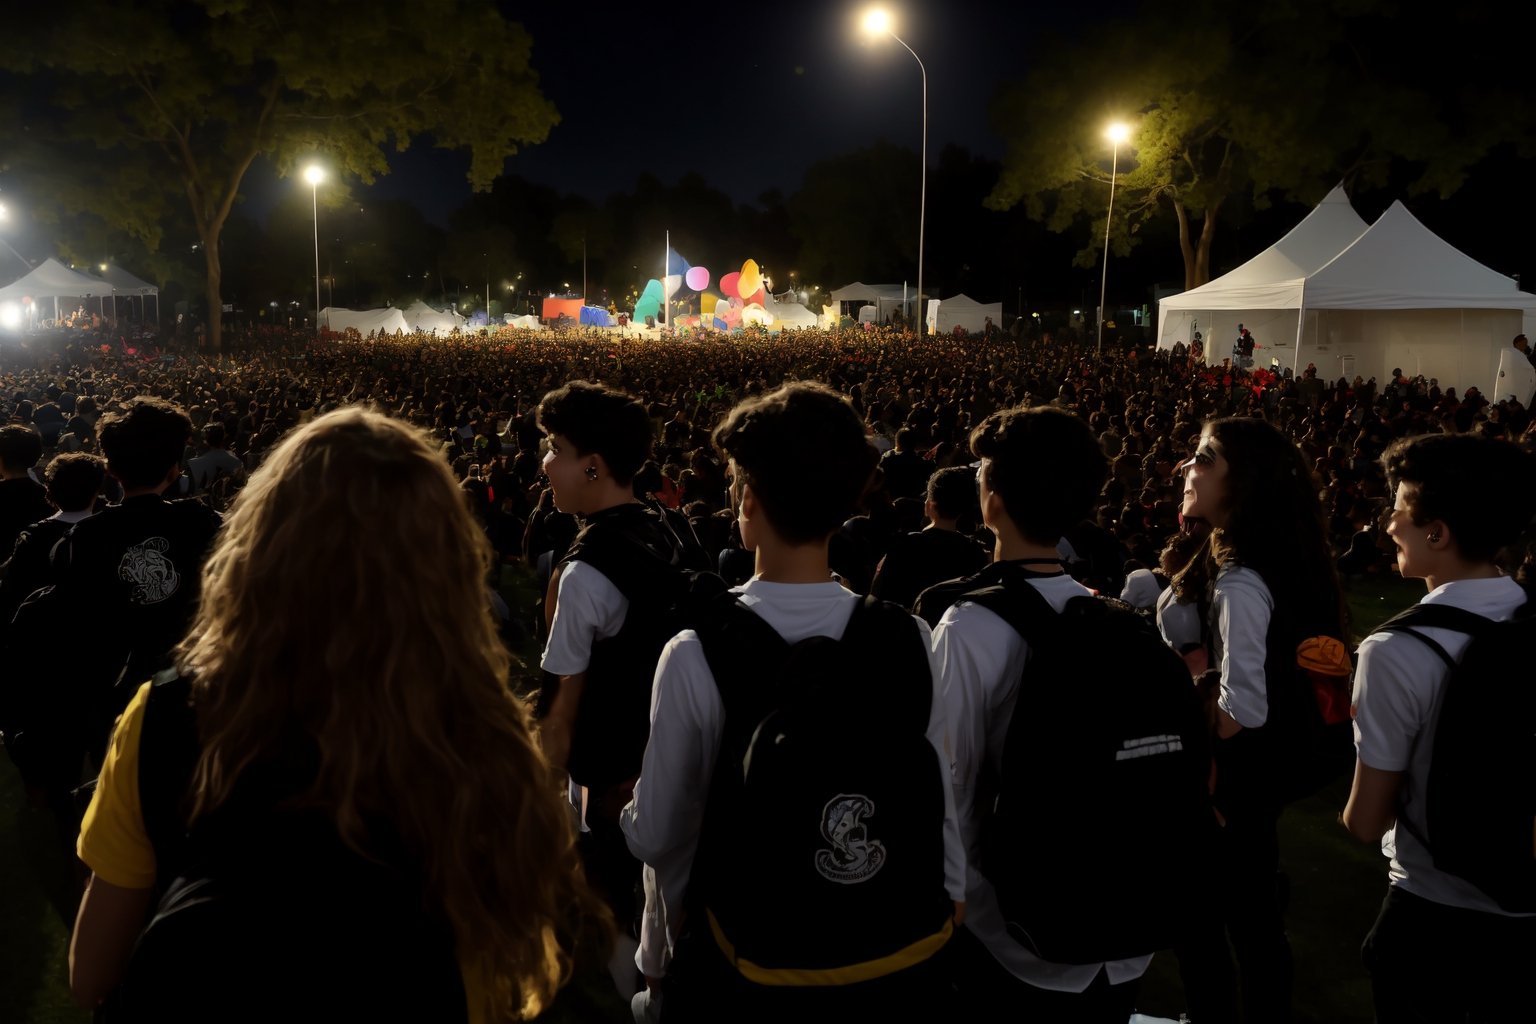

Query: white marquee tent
(766, 295), (821, 329)
(0, 257), (116, 320)
(928, 293), (1003, 334)
(95, 264), (160, 323)
(1157, 190), (1536, 397)
(321, 306), (410, 335)
(829, 282), (923, 323)
(402, 299), (464, 334)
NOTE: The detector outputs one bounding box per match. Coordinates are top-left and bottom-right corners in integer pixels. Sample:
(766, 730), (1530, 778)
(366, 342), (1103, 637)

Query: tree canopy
(0, 0), (558, 347)
(987, 0), (1533, 291)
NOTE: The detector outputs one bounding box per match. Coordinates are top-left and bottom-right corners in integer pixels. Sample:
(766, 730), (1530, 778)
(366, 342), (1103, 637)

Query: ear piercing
(585, 466), (598, 481)
(1427, 533), (1440, 543)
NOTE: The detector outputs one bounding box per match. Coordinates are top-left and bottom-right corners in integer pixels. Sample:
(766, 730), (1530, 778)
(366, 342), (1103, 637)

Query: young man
(534, 380), (688, 993)
(0, 424), (54, 555)
(621, 382), (965, 1022)
(1344, 433), (1536, 1023)
(48, 398), (221, 762)
(925, 405), (1154, 1022)
(870, 465), (989, 614)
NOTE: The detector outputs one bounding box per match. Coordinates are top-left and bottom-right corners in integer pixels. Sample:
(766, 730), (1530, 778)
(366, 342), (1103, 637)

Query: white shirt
(540, 559), (629, 827)
(932, 573), (1153, 992)
(620, 578), (967, 978)
(1352, 575), (1533, 916)
(1155, 585), (1203, 653)
(1210, 565), (1273, 728)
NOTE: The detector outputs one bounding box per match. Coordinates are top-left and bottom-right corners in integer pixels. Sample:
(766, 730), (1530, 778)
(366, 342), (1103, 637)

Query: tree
(789, 142), (922, 289)
(987, 0), (1533, 291)
(1, 1), (557, 349)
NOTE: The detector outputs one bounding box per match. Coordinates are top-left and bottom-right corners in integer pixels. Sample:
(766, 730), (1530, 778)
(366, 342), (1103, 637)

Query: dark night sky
(245, 0), (1135, 224)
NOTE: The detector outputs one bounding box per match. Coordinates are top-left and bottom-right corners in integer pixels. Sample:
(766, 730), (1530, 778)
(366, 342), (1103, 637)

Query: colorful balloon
(738, 259), (762, 299)
(719, 272), (741, 301)
(744, 287), (766, 308)
(663, 274), (683, 298)
(685, 266), (711, 292)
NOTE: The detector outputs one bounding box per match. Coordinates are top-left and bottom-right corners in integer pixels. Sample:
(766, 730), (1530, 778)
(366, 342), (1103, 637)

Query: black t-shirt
(869, 528), (990, 612)
(0, 478), (54, 557)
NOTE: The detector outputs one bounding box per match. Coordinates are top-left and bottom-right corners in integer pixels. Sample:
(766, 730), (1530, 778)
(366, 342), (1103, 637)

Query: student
(1343, 433), (1536, 1023)
(0, 423), (54, 554)
(621, 381), (965, 1022)
(870, 465), (989, 614)
(1172, 416), (1348, 1024)
(535, 380), (689, 992)
(69, 407), (607, 1023)
(925, 406), (1183, 1022)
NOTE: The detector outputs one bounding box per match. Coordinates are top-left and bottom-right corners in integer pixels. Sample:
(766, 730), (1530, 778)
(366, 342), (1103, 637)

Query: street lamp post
(1096, 122), (1131, 356)
(303, 165), (325, 336)
(861, 8), (926, 333)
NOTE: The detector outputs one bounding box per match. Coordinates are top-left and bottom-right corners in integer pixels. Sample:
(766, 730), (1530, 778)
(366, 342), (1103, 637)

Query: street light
(303, 164), (325, 335)
(861, 7), (927, 333)
(1096, 122), (1131, 356)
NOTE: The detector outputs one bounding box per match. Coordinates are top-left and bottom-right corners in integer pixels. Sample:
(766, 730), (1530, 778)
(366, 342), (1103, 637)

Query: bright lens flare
(1105, 122), (1131, 145)
(862, 8), (892, 35)
(0, 303), (21, 330)
(303, 165), (325, 186)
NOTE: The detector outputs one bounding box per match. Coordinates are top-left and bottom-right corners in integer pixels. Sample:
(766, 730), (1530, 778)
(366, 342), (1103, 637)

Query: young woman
(71, 407), (607, 1023)
(1343, 432), (1536, 1023)
(1174, 416), (1348, 1024)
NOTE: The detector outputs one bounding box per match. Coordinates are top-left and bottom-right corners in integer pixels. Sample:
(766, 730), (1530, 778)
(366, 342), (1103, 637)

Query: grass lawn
(2, 568), (1425, 1023)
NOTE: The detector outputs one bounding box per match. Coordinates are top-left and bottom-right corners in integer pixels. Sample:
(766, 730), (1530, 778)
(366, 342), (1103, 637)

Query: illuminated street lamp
(1096, 122), (1131, 356)
(303, 164), (325, 334)
(861, 7), (927, 332)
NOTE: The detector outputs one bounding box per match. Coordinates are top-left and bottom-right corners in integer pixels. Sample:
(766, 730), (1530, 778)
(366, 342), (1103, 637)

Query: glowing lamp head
(1105, 122), (1132, 145)
(861, 8), (892, 36)
(303, 165), (325, 187)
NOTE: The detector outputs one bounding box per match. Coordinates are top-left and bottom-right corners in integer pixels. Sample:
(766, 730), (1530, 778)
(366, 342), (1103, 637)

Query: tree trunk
(1193, 197), (1224, 289)
(1173, 200), (1197, 291)
(203, 239), (222, 353)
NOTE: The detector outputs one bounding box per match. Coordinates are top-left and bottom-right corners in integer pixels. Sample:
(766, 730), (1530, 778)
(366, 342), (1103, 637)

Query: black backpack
(689, 595), (955, 984)
(921, 561), (1214, 964)
(541, 502), (726, 793)
(1370, 600), (1536, 913)
(112, 673), (466, 1023)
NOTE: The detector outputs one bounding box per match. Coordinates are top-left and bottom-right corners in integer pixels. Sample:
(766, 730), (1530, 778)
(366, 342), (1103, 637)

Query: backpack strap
(137, 669), (201, 891)
(953, 561), (1066, 649)
(1371, 604), (1495, 672)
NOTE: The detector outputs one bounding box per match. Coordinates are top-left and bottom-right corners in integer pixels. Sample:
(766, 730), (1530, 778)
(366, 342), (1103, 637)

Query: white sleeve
(539, 560), (629, 676)
(914, 614), (968, 904)
(620, 631), (723, 958)
(1351, 633), (1431, 773)
(932, 602), (1016, 878)
(1213, 568), (1274, 728)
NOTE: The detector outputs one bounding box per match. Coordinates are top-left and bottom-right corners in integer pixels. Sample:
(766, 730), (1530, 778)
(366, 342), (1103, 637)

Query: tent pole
(1293, 282), (1306, 379)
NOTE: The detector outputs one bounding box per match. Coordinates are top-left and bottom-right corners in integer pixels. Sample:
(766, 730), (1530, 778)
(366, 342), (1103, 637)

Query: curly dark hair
(969, 405), (1107, 546)
(535, 381), (652, 486)
(1382, 432), (1536, 565)
(99, 397), (193, 489)
(713, 381), (876, 544)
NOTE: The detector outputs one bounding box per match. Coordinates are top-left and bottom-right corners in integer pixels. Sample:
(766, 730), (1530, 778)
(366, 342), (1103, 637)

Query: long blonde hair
(176, 406), (607, 1020)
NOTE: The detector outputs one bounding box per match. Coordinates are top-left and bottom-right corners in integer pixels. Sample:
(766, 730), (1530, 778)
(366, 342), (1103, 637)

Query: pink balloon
(685, 266), (710, 292)
(720, 271), (742, 299)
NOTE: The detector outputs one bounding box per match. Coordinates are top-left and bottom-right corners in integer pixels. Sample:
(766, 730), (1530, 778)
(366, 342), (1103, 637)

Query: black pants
(1174, 800), (1291, 1024)
(577, 805), (642, 936)
(950, 925), (1140, 1024)
(1362, 885), (1535, 1024)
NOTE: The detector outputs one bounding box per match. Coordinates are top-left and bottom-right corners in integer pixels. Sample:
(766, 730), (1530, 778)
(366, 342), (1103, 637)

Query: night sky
(245, 1), (1135, 224)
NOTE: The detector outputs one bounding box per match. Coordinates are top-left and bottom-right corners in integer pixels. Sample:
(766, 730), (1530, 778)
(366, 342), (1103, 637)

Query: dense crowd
(0, 323), (1531, 1023)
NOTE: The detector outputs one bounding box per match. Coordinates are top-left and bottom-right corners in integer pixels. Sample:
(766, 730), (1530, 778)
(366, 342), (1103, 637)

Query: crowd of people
(0, 322), (1531, 1023)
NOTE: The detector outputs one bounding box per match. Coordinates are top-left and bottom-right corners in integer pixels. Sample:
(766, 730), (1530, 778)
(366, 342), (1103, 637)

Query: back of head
(970, 405), (1107, 545)
(99, 397), (193, 488)
(45, 452), (106, 512)
(926, 465), (979, 523)
(1382, 432), (1536, 565)
(536, 380), (651, 485)
(0, 424), (42, 474)
(180, 406), (604, 1020)
(714, 381), (877, 544)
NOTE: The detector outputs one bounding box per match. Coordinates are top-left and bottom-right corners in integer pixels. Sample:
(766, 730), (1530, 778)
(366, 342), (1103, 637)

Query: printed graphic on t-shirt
(815, 793), (886, 884)
(118, 537), (180, 604)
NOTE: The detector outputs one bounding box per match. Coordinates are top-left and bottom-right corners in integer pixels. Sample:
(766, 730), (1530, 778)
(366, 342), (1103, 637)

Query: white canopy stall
(928, 293), (1003, 334)
(403, 299), (465, 334)
(321, 306), (410, 335)
(0, 258), (117, 323)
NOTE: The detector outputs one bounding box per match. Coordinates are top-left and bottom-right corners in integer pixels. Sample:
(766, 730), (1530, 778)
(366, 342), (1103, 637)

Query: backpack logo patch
(814, 794), (886, 884)
(1115, 734), (1185, 761)
(118, 537), (180, 605)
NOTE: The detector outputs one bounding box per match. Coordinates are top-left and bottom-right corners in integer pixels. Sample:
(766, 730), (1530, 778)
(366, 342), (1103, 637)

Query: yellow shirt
(77, 680), (156, 889)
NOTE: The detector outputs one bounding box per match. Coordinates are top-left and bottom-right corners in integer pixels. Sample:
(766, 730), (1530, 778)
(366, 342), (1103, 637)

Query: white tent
(829, 282), (923, 323)
(321, 306), (410, 335)
(1157, 190), (1536, 396)
(930, 293), (1003, 334)
(402, 299), (464, 334)
(506, 314), (543, 330)
(95, 263), (160, 325)
(0, 257), (116, 321)
(765, 296), (820, 329)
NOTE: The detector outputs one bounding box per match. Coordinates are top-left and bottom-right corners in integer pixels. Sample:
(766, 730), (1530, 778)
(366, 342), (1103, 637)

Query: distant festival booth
(321, 306), (410, 335)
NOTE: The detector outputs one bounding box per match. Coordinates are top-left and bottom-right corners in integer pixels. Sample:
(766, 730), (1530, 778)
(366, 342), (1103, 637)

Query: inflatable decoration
(685, 266), (710, 292)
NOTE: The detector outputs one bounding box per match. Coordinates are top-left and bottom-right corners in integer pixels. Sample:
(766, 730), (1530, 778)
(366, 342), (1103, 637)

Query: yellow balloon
(738, 259), (762, 299)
